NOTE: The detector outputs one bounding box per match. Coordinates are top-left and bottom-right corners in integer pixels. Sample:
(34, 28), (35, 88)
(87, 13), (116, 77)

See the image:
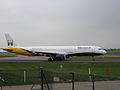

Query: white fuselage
(3, 46), (106, 61)
(14, 46), (106, 56)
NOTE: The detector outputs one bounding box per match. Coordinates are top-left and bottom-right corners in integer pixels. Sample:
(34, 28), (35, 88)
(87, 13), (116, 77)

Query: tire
(48, 58), (52, 61)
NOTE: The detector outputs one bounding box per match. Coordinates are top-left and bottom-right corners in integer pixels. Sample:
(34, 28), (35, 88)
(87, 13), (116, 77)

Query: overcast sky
(0, 0), (120, 48)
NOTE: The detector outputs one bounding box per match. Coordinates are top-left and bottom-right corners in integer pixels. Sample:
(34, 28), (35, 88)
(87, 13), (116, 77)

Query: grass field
(0, 51), (120, 85)
(0, 62), (120, 77)
(0, 50), (120, 76)
(0, 62), (120, 85)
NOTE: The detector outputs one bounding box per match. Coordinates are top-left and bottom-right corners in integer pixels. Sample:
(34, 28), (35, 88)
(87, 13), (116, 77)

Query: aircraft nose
(102, 50), (107, 54)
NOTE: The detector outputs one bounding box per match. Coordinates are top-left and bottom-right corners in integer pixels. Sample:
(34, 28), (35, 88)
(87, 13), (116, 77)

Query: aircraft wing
(31, 50), (68, 56)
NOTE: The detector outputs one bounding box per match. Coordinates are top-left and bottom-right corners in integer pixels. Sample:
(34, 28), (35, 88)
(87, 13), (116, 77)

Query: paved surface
(2, 81), (120, 90)
(0, 56), (120, 62)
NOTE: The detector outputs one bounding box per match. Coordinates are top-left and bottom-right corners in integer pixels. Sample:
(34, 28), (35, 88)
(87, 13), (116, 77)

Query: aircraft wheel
(48, 58), (52, 61)
(52, 57), (58, 61)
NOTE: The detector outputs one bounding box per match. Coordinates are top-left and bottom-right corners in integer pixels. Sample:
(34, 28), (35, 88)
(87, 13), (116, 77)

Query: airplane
(3, 33), (106, 61)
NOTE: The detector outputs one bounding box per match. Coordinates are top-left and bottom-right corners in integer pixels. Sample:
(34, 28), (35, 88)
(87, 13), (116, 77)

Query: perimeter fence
(0, 69), (120, 90)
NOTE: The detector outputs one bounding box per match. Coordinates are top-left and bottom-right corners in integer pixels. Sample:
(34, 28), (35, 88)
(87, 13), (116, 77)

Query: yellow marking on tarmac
(3, 48), (34, 56)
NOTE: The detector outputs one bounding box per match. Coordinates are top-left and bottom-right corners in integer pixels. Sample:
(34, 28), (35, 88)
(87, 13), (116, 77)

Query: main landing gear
(48, 57), (65, 61)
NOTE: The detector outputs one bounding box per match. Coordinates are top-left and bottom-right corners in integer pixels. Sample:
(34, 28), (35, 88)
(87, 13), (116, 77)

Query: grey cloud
(0, 0), (120, 48)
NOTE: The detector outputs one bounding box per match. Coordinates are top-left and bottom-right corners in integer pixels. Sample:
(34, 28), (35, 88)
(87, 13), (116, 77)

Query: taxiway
(0, 56), (120, 62)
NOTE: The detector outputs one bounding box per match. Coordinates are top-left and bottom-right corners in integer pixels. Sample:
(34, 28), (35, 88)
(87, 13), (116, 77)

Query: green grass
(0, 62), (120, 85)
(0, 62), (120, 76)
(0, 50), (120, 85)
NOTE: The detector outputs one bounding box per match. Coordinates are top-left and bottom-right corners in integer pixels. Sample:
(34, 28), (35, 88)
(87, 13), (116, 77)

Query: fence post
(40, 67), (43, 90)
(0, 85), (2, 90)
(88, 68), (92, 80)
(91, 74), (95, 90)
(70, 72), (74, 90)
(24, 71), (26, 83)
